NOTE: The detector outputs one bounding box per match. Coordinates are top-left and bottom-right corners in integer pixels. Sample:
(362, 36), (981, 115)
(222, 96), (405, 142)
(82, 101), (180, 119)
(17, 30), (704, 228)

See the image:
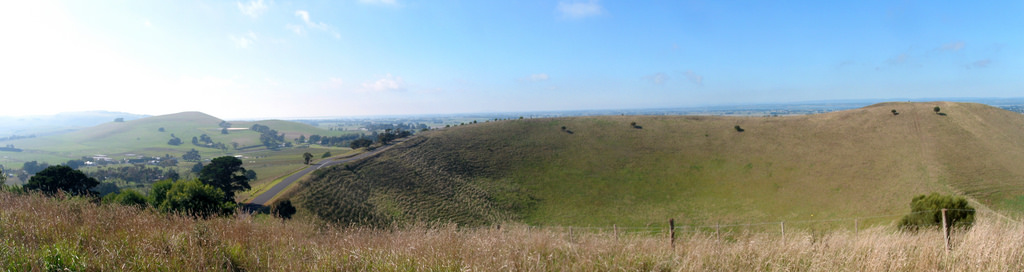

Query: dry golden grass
(3, 191), (1024, 271)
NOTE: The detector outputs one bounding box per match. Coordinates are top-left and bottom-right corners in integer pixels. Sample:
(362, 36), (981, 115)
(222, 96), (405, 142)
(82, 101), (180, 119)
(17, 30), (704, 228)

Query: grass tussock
(4, 191), (1024, 271)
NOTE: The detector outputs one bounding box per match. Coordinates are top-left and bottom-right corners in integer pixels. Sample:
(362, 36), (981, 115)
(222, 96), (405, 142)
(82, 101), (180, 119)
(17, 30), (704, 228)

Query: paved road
(247, 139), (406, 206)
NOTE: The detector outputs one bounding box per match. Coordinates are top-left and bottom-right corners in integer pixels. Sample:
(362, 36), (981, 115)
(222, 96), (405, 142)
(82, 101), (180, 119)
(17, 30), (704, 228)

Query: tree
(322, 151), (331, 158)
(219, 121), (232, 128)
(114, 117), (124, 122)
(23, 165), (99, 196)
(899, 193), (975, 231)
(158, 127), (165, 132)
(734, 125), (745, 132)
(0, 168), (6, 184)
(245, 169), (257, 181)
(165, 169), (180, 181)
(934, 106), (941, 113)
(182, 149), (201, 162)
(221, 127), (229, 135)
(191, 136), (199, 145)
(149, 179), (174, 207)
(272, 199), (297, 219)
(891, 109), (899, 115)
(198, 156), (251, 202)
(158, 179), (235, 218)
(102, 189), (148, 208)
(167, 136), (182, 146)
(303, 152), (314, 165)
(297, 135), (306, 143)
(350, 138), (373, 149)
(191, 162), (203, 174)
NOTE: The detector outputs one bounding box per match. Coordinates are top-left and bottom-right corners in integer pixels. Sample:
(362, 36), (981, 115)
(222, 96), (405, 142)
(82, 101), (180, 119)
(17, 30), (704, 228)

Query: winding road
(247, 139), (406, 207)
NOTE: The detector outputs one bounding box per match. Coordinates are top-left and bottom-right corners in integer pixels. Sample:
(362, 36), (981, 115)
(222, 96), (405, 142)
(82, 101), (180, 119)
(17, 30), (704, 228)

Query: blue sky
(0, 0), (1020, 119)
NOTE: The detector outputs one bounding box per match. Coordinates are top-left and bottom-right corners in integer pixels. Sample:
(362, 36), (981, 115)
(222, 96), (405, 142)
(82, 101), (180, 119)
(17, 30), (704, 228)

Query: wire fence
(526, 208), (996, 236)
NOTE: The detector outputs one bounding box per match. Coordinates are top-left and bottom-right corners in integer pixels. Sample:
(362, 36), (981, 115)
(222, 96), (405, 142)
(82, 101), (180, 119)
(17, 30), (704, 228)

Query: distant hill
(3, 111), (354, 164)
(0, 111), (148, 137)
(294, 102), (1024, 228)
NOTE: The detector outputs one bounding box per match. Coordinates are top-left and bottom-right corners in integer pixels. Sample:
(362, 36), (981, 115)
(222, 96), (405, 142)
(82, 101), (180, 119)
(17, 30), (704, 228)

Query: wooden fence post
(942, 209), (950, 251)
(780, 221), (785, 246)
(854, 219), (858, 235)
(613, 224), (618, 241)
(670, 219), (676, 249)
(715, 222), (720, 240)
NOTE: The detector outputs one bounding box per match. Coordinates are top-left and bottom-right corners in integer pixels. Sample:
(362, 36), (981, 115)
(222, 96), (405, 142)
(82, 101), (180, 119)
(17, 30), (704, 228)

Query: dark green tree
(102, 189), (149, 208)
(322, 151), (331, 158)
(899, 193), (975, 230)
(149, 179), (174, 207)
(158, 179), (235, 218)
(24, 165), (99, 196)
(272, 199), (297, 219)
(734, 125), (745, 132)
(190, 162), (204, 174)
(303, 152), (314, 165)
(934, 106), (941, 113)
(182, 149), (201, 162)
(245, 169), (257, 181)
(221, 127), (229, 134)
(198, 156), (251, 202)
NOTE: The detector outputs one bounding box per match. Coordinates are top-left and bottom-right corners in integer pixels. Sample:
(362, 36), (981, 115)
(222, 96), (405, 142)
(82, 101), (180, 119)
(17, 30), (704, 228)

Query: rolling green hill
(4, 112), (356, 163)
(294, 102), (1024, 228)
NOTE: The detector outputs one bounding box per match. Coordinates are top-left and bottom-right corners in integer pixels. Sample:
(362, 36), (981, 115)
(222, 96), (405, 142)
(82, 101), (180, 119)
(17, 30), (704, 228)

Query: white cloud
(971, 59), (991, 68)
(238, 0), (268, 19)
(558, 0), (604, 19)
(359, 0), (399, 6)
(292, 10), (339, 38)
(362, 74), (406, 92)
(229, 31), (258, 48)
(286, 24), (304, 35)
(295, 10), (327, 30)
(143, 19), (152, 27)
(644, 72), (669, 85)
(683, 70), (703, 86)
(939, 41), (965, 51)
(519, 73), (550, 82)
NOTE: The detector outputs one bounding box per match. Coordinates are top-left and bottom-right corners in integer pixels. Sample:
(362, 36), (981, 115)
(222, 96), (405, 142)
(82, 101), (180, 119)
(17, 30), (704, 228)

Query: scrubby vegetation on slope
(294, 102), (1024, 228)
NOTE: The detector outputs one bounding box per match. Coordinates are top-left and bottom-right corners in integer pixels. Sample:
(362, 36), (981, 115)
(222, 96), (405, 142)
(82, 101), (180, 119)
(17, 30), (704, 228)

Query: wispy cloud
(229, 31), (258, 48)
(886, 53), (909, 66)
(359, 0), (399, 6)
(518, 73), (550, 82)
(939, 41), (965, 51)
(683, 70), (703, 86)
(237, 0), (268, 19)
(557, 0), (604, 19)
(292, 10), (339, 39)
(362, 74), (406, 92)
(644, 72), (670, 85)
(971, 59), (991, 68)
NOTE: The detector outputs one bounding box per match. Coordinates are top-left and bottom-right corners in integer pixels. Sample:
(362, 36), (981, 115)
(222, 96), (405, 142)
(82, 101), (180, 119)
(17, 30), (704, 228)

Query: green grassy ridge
(294, 102), (1024, 228)
(2, 112), (354, 164)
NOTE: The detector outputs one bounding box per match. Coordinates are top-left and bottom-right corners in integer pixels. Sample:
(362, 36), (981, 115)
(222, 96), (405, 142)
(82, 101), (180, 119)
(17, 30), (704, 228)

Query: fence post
(780, 221), (785, 246)
(613, 224), (618, 241)
(715, 222), (720, 240)
(854, 219), (858, 235)
(569, 226), (573, 242)
(670, 219), (676, 249)
(942, 209), (950, 251)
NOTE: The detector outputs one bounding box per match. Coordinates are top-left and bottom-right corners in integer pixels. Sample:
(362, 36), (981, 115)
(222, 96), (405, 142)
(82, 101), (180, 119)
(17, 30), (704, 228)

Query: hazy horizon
(2, 1), (1021, 119)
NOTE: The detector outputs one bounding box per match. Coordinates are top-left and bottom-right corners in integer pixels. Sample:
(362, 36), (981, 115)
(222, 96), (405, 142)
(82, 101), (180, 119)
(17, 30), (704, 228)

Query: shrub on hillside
(898, 193), (975, 231)
(102, 189), (149, 208)
(24, 165), (99, 197)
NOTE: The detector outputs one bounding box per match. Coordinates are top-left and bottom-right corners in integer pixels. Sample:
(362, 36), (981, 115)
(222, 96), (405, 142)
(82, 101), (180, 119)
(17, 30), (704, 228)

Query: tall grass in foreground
(2, 191), (1024, 271)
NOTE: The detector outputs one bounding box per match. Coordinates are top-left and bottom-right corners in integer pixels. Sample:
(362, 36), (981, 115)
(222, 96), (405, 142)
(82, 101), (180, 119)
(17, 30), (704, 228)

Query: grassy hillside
(294, 102), (1024, 228)
(0, 112), (355, 196)
(8, 191), (1024, 271)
